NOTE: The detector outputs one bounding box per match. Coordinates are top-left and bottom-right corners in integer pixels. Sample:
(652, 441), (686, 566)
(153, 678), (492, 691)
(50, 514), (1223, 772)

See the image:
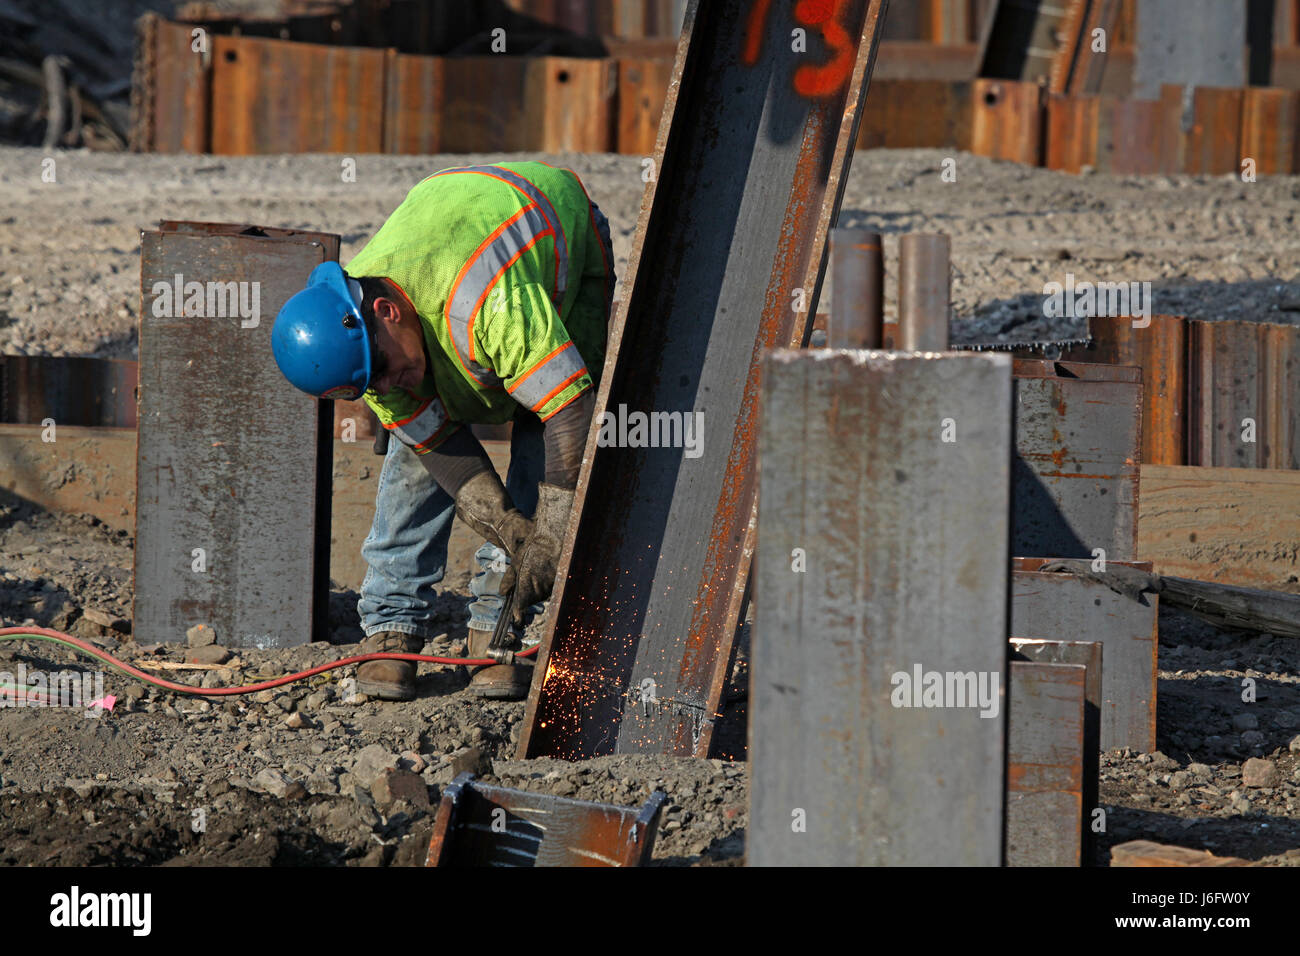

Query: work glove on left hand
(502, 482), (574, 625)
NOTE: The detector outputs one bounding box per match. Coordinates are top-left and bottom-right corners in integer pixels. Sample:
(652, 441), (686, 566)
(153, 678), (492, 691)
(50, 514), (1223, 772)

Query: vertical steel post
(751, 350), (1012, 866)
(1006, 660), (1089, 867)
(828, 228), (883, 349)
(898, 233), (951, 351)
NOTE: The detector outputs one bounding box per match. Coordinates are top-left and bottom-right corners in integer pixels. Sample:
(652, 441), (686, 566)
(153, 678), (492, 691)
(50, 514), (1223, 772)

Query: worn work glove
(502, 483), (574, 625)
(454, 471), (532, 561)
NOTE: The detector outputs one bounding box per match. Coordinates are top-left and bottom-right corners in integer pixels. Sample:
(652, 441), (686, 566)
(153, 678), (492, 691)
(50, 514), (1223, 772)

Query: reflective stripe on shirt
(507, 340), (588, 415)
(432, 164), (569, 303)
(384, 396), (453, 454)
(444, 204), (552, 387)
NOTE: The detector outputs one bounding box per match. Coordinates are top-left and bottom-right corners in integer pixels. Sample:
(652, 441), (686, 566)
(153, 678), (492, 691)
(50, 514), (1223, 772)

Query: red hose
(0, 626), (537, 697)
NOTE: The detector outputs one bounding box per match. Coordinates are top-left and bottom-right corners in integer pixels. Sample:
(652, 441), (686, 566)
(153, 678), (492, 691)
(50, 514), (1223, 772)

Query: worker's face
(368, 288), (426, 395)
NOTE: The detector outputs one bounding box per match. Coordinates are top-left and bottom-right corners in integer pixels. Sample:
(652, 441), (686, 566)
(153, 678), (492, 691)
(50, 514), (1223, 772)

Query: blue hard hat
(271, 261), (373, 400)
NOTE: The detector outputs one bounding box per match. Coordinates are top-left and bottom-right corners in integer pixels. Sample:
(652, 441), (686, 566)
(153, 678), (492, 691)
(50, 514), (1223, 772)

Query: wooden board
(1111, 840), (1249, 867)
(1138, 464), (1300, 593)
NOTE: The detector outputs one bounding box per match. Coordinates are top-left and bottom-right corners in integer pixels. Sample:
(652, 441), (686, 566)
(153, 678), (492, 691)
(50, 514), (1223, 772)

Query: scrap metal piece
(425, 772), (667, 867)
(750, 350), (1012, 867)
(1012, 359), (1142, 561)
(1061, 314), (1187, 467)
(1006, 660), (1089, 867)
(135, 221), (338, 647)
(1188, 319), (1300, 470)
(829, 228), (883, 349)
(0, 356), (138, 428)
(519, 0), (892, 760)
(898, 233), (950, 350)
(1009, 638), (1101, 865)
(1011, 557), (1157, 752)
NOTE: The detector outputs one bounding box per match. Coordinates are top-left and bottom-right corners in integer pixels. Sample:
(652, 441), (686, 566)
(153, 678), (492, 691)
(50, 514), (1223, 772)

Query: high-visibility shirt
(346, 161), (612, 454)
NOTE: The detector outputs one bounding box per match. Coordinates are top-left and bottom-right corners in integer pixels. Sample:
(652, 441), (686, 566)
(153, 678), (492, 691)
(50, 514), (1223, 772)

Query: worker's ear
(372, 295), (402, 325)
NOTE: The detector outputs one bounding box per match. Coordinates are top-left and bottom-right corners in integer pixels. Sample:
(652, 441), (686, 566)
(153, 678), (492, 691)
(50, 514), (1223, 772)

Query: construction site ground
(1, 146), (1299, 866)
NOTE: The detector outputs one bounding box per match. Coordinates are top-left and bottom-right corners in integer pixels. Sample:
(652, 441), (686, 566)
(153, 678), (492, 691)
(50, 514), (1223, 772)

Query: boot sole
(355, 678), (416, 701)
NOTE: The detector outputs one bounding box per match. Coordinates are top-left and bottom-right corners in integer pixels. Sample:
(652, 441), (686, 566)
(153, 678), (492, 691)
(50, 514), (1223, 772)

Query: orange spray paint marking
(742, 0), (774, 65)
(793, 0), (853, 97)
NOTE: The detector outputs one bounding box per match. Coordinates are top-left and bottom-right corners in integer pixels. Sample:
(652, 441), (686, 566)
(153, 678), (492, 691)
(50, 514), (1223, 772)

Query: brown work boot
(356, 630), (423, 701)
(465, 623), (532, 700)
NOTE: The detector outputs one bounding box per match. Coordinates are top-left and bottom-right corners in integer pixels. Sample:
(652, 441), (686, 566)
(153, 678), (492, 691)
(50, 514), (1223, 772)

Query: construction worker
(271, 162), (614, 701)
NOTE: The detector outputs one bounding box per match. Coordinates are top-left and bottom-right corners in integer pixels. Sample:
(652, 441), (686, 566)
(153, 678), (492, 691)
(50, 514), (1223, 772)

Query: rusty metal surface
(1106, 96), (1165, 174)
(829, 229), (882, 348)
(1188, 319), (1300, 470)
(1051, 0), (1121, 94)
(898, 233), (950, 350)
(1044, 93), (1099, 172)
(519, 0), (892, 760)
(971, 78), (1042, 165)
(1005, 660), (1088, 867)
(383, 52), (442, 155)
(425, 772), (667, 867)
(1012, 359), (1142, 561)
(617, 57), (676, 154)
(1159, 84), (1244, 175)
(135, 223), (337, 647)
(440, 57), (531, 152)
(750, 350), (1012, 866)
(132, 13), (210, 153)
(0, 356), (138, 428)
(859, 78), (973, 149)
(210, 35), (385, 154)
(1011, 557), (1158, 751)
(1061, 314), (1187, 466)
(1242, 87), (1300, 175)
(534, 57), (617, 152)
(1010, 637), (1101, 864)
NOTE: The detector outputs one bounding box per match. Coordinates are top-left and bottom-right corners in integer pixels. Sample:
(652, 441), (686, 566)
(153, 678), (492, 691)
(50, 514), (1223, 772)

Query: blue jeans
(357, 411), (546, 641)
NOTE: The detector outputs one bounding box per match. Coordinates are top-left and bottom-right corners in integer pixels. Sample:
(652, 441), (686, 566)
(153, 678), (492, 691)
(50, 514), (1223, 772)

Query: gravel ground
(1, 145), (1298, 865)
